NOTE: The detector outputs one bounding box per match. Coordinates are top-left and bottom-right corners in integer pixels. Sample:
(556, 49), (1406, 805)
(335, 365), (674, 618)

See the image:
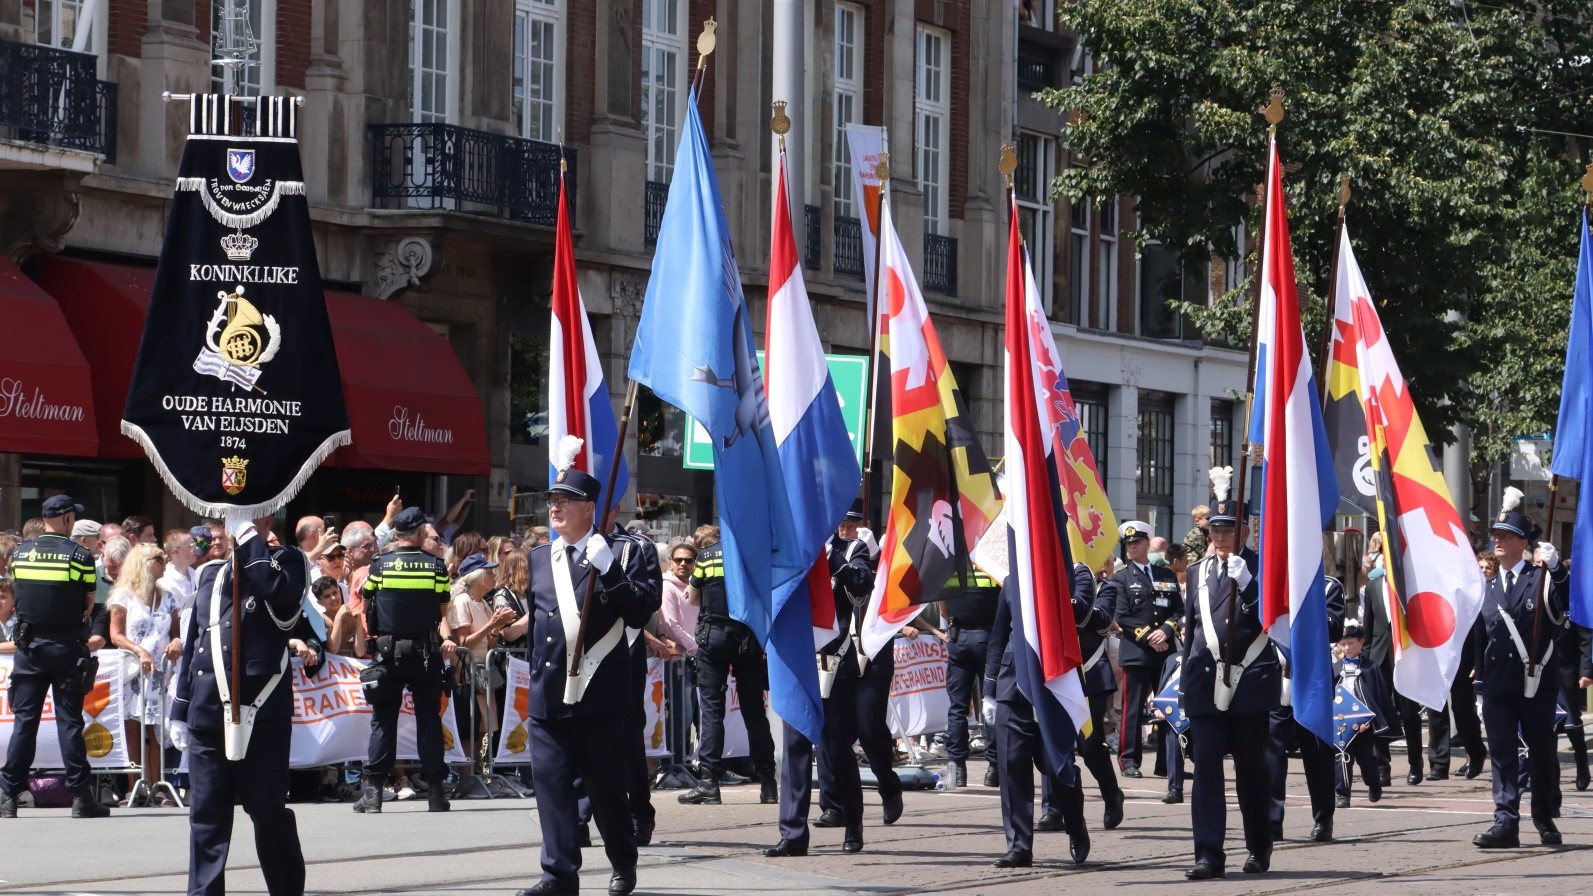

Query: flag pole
(1317, 174), (1352, 407)
(859, 150), (891, 524)
(567, 379), (641, 678)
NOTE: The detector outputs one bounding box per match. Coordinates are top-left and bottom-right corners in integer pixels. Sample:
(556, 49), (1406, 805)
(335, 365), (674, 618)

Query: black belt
(950, 618), (993, 632)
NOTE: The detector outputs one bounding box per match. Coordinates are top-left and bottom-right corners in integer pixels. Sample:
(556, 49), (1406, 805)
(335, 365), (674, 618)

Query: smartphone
(323, 515), (336, 530)
(394, 485), (402, 498)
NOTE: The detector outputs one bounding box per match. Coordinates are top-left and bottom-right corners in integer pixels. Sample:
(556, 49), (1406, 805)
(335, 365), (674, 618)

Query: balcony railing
(924, 233), (958, 296)
(1017, 26), (1070, 94)
(0, 40), (117, 161)
(804, 204), (821, 271)
(644, 180), (670, 246)
(834, 215), (864, 280)
(369, 123), (570, 226)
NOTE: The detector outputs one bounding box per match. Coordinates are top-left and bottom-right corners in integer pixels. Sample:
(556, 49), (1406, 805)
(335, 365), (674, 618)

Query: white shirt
(159, 565), (198, 611)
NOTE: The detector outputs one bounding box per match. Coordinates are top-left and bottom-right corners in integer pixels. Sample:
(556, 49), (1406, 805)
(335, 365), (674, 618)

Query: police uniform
(941, 568), (1000, 784)
(678, 541), (777, 805)
(1102, 521), (1182, 776)
(1180, 499), (1277, 879)
(1472, 508), (1568, 849)
(520, 469), (657, 896)
(355, 507), (452, 813)
(0, 495), (103, 818)
(172, 519), (323, 896)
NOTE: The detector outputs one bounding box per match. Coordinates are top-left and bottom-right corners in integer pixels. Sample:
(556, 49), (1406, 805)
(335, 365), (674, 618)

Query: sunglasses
(671, 556), (696, 565)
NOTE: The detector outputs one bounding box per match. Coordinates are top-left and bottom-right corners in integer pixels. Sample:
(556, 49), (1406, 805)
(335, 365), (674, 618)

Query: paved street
(2, 754), (1588, 895)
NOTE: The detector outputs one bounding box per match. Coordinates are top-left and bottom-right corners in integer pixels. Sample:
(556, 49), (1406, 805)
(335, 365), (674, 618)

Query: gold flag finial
(771, 101), (790, 150)
(1263, 87), (1284, 129)
(1336, 174), (1352, 218)
(999, 143), (1018, 187)
(1581, 162), (1593, 207)
(558, 128), (567, 175)
(696, 18), (718, 71)
(875, 151), (890, 183)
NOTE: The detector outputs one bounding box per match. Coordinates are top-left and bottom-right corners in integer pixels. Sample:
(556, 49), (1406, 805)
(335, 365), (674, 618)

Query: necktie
(1505, 570), (1516, 593)
(565, 545), (577, 567)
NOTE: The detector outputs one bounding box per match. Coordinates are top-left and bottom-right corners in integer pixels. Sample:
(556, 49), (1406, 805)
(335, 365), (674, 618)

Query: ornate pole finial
(558, 127), (567, 175)
(1581, 162), (1593, 208)
(874, 151), (890, 183)
(1336, 173), (1352, 219)
(771, 101), (791, 151)
(696, 18), (718, 73)
(1263, 86), (1285, 132)
(999, 142), (1018, 189)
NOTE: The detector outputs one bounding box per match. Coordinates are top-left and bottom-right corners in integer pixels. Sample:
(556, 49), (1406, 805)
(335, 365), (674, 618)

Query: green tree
(1042, 0), (1589, 485)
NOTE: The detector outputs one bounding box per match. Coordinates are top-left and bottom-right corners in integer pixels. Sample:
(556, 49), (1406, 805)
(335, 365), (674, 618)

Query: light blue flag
(1551, 211), (1592, 627)
(628, 90), (806, 646)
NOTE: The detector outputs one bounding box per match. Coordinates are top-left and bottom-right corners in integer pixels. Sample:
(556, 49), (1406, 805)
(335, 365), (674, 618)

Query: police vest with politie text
(362, 545), (450, 644)
(942, 568), (1000, 635)
(693, 543), (757, 646)
(10, 533), (96, 640)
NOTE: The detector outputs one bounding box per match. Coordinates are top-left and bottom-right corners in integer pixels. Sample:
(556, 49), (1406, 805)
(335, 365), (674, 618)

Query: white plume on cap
(554, 435), (584, 472)
(1501, 486), (1524, 514)
(1209, 465), (1233, 501)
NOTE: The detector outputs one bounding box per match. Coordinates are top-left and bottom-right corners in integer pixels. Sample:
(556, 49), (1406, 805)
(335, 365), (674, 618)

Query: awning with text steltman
(0, 257), (98, 456)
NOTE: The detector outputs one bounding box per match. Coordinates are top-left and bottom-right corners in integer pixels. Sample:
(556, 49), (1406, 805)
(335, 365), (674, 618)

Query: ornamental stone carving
(372, 236), (435, 299)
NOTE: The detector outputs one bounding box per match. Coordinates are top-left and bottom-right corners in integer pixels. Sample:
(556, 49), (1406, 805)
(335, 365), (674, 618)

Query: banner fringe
(120, 420), (351, 520)
(173, 179), (306, 230)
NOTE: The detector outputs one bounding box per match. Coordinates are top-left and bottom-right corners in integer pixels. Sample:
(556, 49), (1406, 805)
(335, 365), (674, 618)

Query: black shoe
(352, 783), (382, 814)
(1310, 821), (1333, 842)
(1464, 753), (1487, 779)
(1428, 770), (1449, 781)
(1242, 849), (1271, 873)
(1121, 765), (1143, 779)
(1036, 812), (1064, 832)
(1161, 790), (1184, 805)
(1377, 769), (1391, 787)
(1069, 829), (1090, 865)
(814, 808), (843, 828)
(577, 823), (592, 848)
(1270, 822), (1284, 842)
(608, 868), (636, 895)
(678, 782), (721, 805)
(1335, 795), (1350, 809)
(1537, 821), (1563, 846)
(760, 778), (778, 805)
(1577, 769), (1591, 792)
(1368, 781), (1383, 803)
(841, 837), (863, 853)
(984, 766), (1000, 787)
(953, 763), (968, 787)
(763, 837), (808, 857)
(516, 879), (578, 896)
(994, 849), (1032, 868)
(718, 770), (750, 785)
(882, 792), (903, 825)
(428, 788), (451, 812)
(1407, 771), (1423, 786)
(71, 794), (110, 819)
(1185, 862), (1225, 880)
(1103, 791), (1125, 830)
(0, 796), (15, 819)
(1472, 824), (1520, 849)
(634, 818), (655, 847)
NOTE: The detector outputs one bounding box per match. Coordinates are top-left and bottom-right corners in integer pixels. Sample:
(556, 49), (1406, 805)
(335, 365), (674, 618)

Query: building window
(210, 0), (274, 95)
(38, 0), (86, 50)
(514, 0), (561, 142)
(833, 2), (864, 219)
(1210, 399), (1235, 472)
(1019, 0), (1056, 30)
(1015, 133), (1055, 314)
(1067, 196), (1090, 326)
(1096, 198), (1118, 330)
(410, 0), (452, 122)
(1137, 393), (1175, 535)
(642, 0), (687, 184)
(915, 25), (950, 235)
(1074, 382), (1108, 484)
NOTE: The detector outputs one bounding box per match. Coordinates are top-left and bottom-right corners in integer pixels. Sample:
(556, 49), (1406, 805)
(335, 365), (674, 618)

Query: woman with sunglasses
(108, 543), (182, 805)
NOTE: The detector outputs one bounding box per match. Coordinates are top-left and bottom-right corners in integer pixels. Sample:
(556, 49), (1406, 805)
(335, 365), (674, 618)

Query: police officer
(1181, 496), (1277, 879)
(0, 494), (108, 819)
(678, 539), (778, 806)
(940, 565), (1000, 788)
(1103, 520), (1182, 778)
(518, 467), (656, 896)
(1472, 499), (1568, 849)
(353, 506), (456, 814)
(169, 514), (324, 896)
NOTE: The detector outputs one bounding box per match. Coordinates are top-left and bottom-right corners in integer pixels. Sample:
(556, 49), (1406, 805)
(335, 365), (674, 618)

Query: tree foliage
(1041, 0), (1590, 481)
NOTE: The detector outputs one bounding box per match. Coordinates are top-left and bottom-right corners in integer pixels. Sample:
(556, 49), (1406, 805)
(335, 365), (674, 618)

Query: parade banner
(121, 95), (349, 517)
(844, 123), (886, 311)
(642, 657), (670, 759)
(886, 636), (950, 738)
(287, 653), (467, 768)
(0, 650), (130, 770)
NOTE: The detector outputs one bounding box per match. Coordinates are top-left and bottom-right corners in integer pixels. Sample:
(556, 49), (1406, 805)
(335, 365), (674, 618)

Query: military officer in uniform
(0, 494), (108, 819)
(1180, 497), (1277, 879)
(169, 515), (324, 896)
(518, 467), (657, 896)
(1103, 521), (1182, 778)
(940, 567), (1000, 787)
(1471, 498), (1568, 849)
(353, 506), (456, 814)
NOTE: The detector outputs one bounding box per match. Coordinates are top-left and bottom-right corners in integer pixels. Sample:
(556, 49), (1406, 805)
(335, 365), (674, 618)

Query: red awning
(0, 258), (98, 456)
(323, 291), (489, 475)
(34, 257), (490, 474)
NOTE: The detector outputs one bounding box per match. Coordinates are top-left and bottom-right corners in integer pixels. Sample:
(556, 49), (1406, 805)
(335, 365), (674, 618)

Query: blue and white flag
(1552, 211), (1593, 627)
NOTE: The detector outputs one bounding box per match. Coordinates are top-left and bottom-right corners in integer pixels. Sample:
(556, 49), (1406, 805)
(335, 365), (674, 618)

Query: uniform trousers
(996, 695), (1084, 854)
(1188, 711), (1272, 869)
(624, 640), (654, 828)
(1, 639), (91, 796)
(945, 628), (994, 765)
(1077, 690), (1123, 801)
(1266, 706), (1293, 827)
(1295, 726), (1339, 823)
(1481, 689), (1559, 830)
(529, 711), (638, 885)
(365, 650), (446, 782)
(818, 654), (901, 818)
(695, 628), (775, 779)
(776, 722), (817, 845)
(1118, 663), (1162, 770)
(187, 720), (304, 896)
(1334, 733), (1379, 799)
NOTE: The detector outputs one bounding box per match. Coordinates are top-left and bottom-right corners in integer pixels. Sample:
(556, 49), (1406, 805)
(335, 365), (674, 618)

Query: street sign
(683, 352), (868, 471)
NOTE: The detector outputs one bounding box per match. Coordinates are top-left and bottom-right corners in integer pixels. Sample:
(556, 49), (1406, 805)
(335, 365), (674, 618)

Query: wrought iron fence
(369, 122), (568, 226)
(644, 180), (669, 246)
(834, 215), (864, 280)
(924, 233), (958, 296)
(803, 204), (821, 271)
(0, 40), (117, 161)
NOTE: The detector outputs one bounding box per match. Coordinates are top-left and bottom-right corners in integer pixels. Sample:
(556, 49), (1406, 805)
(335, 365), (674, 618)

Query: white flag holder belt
(207, 565), (289, 761)
(1499, 611), (1551, 699)
(1199, 565), (1269, 712)
(555, 544), (624, 705)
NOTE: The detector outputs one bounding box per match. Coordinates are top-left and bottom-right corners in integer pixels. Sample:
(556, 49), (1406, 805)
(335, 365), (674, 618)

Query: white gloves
(586, 537), (615, 573)
(981, 697), (998, 727)
(1537, 542), (1560, 571)
(857, 527), (880, 559)
(167, 719), (190, 752)
(1226, 553), (1253, 591)
(224, 516), (257, 544)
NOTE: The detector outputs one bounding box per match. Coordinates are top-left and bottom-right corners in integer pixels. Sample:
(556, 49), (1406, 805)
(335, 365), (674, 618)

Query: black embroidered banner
(122, 95), (349, 517)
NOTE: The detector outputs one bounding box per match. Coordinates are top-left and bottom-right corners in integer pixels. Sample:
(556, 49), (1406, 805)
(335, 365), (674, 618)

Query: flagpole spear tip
(1263, 86), (1284, 133)
(999, 143), (1017, 189)
(1336, 174), (1352, 219)
(1580, 163), (1593, 207)
(771, 101), (790, 151)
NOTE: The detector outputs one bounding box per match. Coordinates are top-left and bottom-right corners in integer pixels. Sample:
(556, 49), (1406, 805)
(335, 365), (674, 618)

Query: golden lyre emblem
(204, 285), (281, 369)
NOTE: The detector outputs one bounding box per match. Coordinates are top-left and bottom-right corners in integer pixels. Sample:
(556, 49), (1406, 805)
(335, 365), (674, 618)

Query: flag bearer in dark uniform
(1268, 562), (1347, 840)
(677, 538), (778, 806)
(353, 506), (456, 814)
(517, 468), (656, 896)
(1068, 560), (1125, 830)
(983, 579), (1089, 868)
(1180, 497), (1277, 880)
(169, 515), (324, 896)
(1471, 496), (1568, 849)
(940, 567), (1001, 788)
(0, 494), (108, 819)
(1103, 520), (1182, 778)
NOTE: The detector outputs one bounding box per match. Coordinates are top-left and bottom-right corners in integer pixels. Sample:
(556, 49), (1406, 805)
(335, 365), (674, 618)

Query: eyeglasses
(547, 496), (585, 509)
(323, 552), (346, 561)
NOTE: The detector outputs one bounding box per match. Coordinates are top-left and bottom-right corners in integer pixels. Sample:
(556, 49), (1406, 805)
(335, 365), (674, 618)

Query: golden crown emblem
(220, 231), (258, 261)
(222, 456), (249, 471)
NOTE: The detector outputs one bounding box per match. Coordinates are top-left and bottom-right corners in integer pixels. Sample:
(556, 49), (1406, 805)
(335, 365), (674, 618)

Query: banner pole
(568, 379), (641, 679)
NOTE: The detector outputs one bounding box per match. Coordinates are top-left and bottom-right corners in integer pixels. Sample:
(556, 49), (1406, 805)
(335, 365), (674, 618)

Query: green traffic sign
(683, 352), (868, 471)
